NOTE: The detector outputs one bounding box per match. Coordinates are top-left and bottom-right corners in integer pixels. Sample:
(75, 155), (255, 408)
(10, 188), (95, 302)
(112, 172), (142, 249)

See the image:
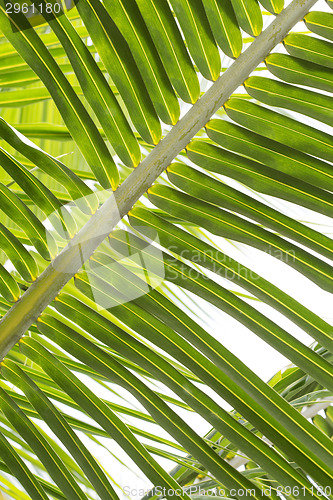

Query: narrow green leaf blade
(167, 161), (333, 272)
(0, 222), (37, 282)
(149, 183), (333, 295)
(244, 75), (333, 126)
(19, 337), (194, 500)
(202, 0), (242, 58)
(0, 118), (98, 215)
(0, 148), (76, 238)
(1, 360), (120, 500)
(0, 431), (48, 500)
(36, 315), (264, 497)
(0, 183), (57, 260)
(35, 3), (141, 167)
(224, 98), (333, 162)
(130, 206), (333, 354)
(168, 0), (221, 81)
(229, 0), (263, 37)
(105, 0), (180, 125)
(52, 291), (328, 493)
(284, 33), (333, 69)
(188, 137), (333, 227)
(265, 53), (333, 93)
(304, 11), (333, 41)
(0, 386), (89, 500)
(204, 120), (333, 192)
(135, 0), (200, 104)
(75, 0), (161, 145)
(258, 0), (283, 14)
(0, 5), (119, 189)
(0, 263), (20, 302)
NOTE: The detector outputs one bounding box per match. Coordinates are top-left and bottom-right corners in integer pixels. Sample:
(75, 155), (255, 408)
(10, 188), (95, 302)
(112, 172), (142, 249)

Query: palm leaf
(0, 0), (332, 498)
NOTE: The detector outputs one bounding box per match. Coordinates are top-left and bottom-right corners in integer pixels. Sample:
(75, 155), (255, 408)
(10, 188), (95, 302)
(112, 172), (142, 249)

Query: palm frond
(0, 0), (332, 498)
